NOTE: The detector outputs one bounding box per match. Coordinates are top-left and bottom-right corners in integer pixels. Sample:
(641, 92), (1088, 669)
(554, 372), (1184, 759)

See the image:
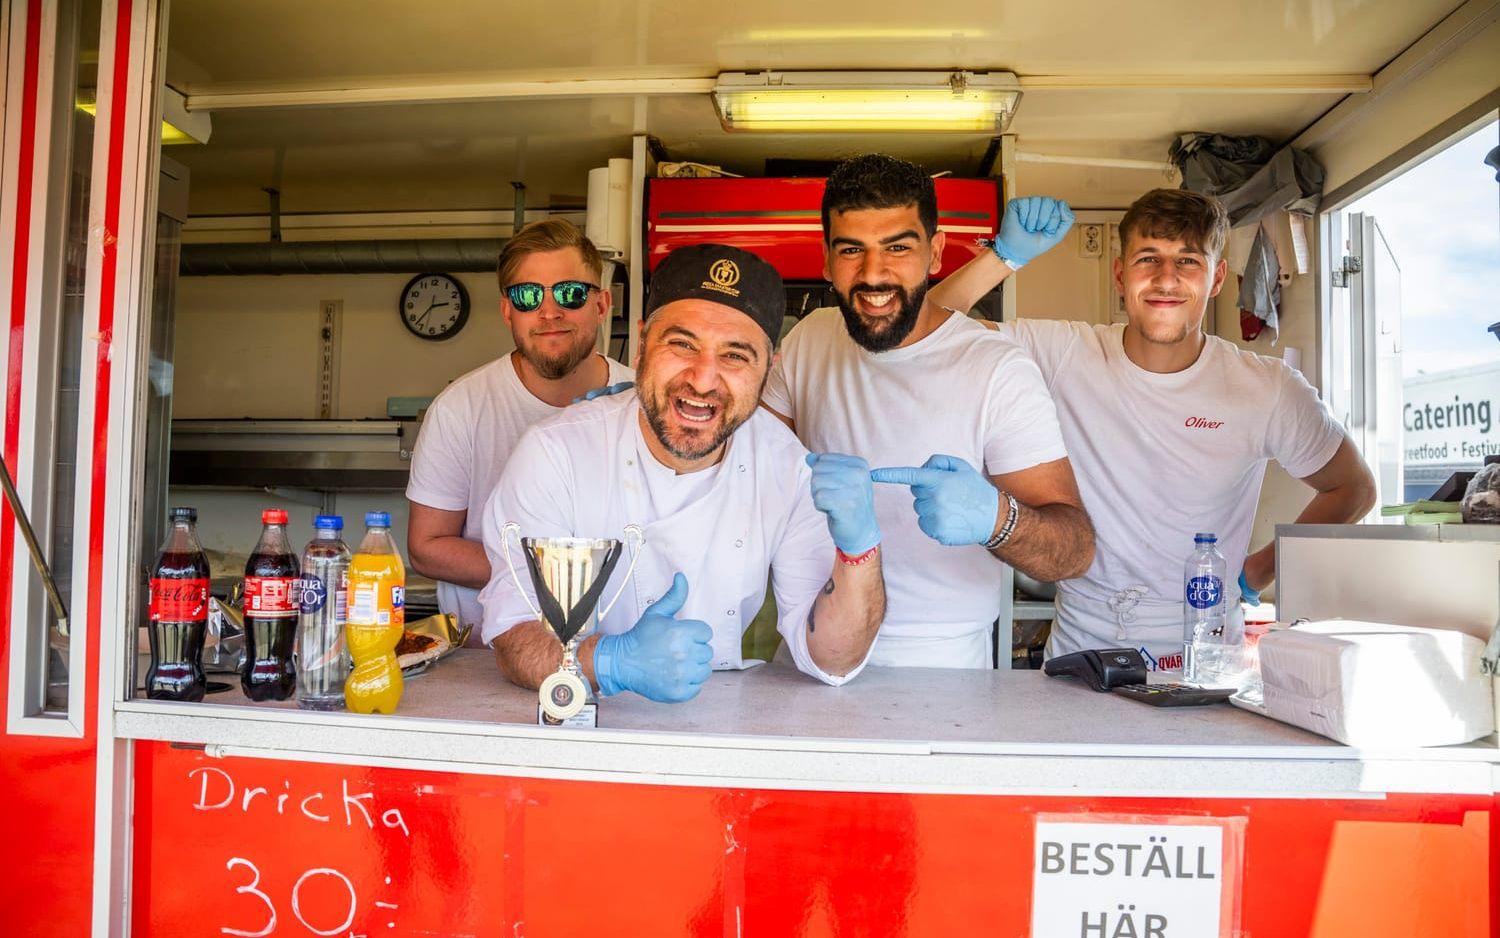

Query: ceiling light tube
(713, 70), (1021, 133)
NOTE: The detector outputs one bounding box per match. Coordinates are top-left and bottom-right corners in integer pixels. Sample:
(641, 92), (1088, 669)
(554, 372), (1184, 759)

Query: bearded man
(481, 245), (887, 701)
(760, 154), (1095, 669)
(406, 220), (634, 636)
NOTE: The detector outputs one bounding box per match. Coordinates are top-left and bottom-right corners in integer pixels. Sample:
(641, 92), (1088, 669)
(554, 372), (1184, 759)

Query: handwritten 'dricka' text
(188, 766), (410, 837)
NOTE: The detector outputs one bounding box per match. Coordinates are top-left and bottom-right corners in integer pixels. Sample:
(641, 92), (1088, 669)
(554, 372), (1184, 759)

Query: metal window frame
(90, 0), (172, 933)
(1317, 105), (1499, 504)
(2, 0), (93, 737)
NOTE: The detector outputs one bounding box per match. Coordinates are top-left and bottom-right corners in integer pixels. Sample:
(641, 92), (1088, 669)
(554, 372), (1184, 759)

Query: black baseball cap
(644, 244), (785, 344)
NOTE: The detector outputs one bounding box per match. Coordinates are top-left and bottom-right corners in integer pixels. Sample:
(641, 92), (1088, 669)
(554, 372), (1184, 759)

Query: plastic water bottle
(1182, 532), (1243, 687)
(345, 511), (405, 715)
(296, 515), (351, 711)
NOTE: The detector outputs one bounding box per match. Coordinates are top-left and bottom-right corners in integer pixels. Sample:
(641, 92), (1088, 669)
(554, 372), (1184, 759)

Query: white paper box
(1254, 620), (1494, 747)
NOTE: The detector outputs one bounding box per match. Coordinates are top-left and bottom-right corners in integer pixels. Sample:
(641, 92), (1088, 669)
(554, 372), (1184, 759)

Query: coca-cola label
(297, 577), (328, 614)
(149, 578), (209, 622)
(244, 576), (297, 618)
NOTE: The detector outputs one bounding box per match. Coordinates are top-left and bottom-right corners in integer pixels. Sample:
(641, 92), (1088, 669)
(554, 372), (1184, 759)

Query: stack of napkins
(1244, 620), (1494, 747)
(1380, 499), (1463, 525)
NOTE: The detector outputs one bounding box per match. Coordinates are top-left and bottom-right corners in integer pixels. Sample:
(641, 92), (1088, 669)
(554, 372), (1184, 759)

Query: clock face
(400, 273), (470, 341)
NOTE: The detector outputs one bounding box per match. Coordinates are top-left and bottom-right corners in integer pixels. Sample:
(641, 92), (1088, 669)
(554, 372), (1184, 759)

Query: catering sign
(1031, 814), (1245, 938)
(1403, 363), (1500, 467)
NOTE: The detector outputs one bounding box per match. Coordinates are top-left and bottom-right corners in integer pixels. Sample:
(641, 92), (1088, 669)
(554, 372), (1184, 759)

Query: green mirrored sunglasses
(504, 280), (601, 312)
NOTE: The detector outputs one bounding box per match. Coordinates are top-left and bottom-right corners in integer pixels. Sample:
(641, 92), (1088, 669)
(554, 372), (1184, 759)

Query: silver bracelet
(984, 492), (1020, 551)
(975, 237), (1024, 271)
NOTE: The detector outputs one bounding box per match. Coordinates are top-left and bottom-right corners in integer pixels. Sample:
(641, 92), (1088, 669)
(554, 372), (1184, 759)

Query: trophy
(501, 522), (644, 727)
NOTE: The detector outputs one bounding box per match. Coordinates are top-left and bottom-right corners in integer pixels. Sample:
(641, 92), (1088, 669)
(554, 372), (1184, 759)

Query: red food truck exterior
(2, 2), (1498, 936)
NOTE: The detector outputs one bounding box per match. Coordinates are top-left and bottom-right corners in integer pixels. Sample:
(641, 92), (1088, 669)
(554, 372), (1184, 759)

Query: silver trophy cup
(501, 522), (644, 725)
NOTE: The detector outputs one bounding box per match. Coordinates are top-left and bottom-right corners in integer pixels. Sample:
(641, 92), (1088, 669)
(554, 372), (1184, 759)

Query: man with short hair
(931, 188), (1376, 666)
(406, 220), (633, 635)
(761, 154), (1096, 669)
(480, 244), (886, 700)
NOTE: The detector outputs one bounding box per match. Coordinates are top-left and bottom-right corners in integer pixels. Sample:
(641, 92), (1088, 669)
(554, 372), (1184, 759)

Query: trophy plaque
(501, 522), (643, 727)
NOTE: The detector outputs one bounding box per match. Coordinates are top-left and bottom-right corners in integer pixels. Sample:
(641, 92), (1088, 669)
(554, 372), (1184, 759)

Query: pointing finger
(869, 466), (946, 487)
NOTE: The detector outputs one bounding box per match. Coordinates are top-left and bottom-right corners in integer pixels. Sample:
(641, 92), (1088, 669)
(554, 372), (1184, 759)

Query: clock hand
(413, 301), (451, 328)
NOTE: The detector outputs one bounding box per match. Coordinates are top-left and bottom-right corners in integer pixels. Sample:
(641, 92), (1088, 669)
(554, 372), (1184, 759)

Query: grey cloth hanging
(1237, 224), (1281, 334)
(1169, 133), (1325, 337)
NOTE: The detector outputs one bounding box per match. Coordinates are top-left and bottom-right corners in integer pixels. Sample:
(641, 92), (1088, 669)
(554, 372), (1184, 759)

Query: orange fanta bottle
(344, 511), (405, 714)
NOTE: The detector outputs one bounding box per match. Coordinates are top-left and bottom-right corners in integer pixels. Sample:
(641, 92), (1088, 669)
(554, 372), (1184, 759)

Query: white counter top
(115, 649), (1500, 798)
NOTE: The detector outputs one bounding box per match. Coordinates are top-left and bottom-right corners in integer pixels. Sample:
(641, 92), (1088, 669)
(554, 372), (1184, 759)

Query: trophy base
(538, 701), (598, 728)
(538, 669), (593, 726)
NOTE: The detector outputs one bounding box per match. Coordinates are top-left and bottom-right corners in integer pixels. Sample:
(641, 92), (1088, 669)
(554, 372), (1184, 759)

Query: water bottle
(296, 515), (351, 711)
(1182, 532), (1243, 687)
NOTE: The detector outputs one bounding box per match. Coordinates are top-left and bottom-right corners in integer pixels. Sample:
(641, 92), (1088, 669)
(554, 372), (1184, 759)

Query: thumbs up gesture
(594, 572), (714, 702)
(871, 454), (1001, 547)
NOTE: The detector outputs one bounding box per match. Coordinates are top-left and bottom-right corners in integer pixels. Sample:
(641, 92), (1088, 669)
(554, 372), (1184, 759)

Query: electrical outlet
(1079, 224), (1103, 258)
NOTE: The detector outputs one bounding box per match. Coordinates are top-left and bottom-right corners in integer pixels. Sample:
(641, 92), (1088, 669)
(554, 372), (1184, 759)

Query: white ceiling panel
(165, 0), (1466, 214)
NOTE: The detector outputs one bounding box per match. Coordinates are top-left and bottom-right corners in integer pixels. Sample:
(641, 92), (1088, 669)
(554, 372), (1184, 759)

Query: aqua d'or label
(297, 576), (328, 614)
(1186, 574), (1223, 610)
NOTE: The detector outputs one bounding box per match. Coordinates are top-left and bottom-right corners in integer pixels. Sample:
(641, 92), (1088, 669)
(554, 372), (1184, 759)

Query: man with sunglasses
(480, 244), (886, 702)
(406, 220), (633, 639)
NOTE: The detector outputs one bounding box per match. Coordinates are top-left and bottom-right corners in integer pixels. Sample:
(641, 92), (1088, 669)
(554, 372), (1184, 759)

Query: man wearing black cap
(478, 244), (887, 702)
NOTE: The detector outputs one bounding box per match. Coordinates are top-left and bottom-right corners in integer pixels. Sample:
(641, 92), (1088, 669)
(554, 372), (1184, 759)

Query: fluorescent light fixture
(75, 85), (211, 145)
(161, 86), (212, 145)
(713, 70), (1020, 133)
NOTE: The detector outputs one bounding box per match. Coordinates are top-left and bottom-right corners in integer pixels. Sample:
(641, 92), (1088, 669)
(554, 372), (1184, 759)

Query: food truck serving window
(3, 0), (102, 736)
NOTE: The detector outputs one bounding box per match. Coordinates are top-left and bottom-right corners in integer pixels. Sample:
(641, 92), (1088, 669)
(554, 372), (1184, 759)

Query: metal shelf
(169, 418), (417, 490)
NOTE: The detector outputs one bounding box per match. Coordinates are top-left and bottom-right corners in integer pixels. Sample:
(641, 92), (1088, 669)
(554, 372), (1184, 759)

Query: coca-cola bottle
(146, 507), (211, 701)
(241, 508), (298, 701)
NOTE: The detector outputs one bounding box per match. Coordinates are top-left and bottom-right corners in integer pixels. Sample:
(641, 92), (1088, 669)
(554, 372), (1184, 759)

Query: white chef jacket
(478, 390), (864, 686)
(406, 353), (633, 630)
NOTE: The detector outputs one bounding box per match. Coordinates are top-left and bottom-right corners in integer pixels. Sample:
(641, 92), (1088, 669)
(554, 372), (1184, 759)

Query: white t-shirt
(999, 320), (1345, 666)
(763, 307), (1068, 669)
(405, 353), (633, 629)
(477, 391), (861, 687)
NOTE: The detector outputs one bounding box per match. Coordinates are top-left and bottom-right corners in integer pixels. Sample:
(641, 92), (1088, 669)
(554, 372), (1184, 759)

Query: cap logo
(700, 257), (743, 298)
(709, 259), (741, 287)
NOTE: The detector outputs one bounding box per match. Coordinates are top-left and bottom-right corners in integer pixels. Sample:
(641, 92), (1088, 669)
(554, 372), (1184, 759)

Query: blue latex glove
(1237, 570), (1262, 606)
(870, 454), (1001, 547)
(593, 572), (713, 702)
(990, 196), (1075, 268)
(805, 452), (880, 554)
(573, 380), (635, 404)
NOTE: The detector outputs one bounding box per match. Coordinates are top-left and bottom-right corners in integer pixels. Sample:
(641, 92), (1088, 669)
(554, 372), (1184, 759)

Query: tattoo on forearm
(808, 578), (835, 634)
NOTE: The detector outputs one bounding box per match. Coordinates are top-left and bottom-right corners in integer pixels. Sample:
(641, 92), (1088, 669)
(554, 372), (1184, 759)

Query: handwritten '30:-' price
(221, 857), (400, 938)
